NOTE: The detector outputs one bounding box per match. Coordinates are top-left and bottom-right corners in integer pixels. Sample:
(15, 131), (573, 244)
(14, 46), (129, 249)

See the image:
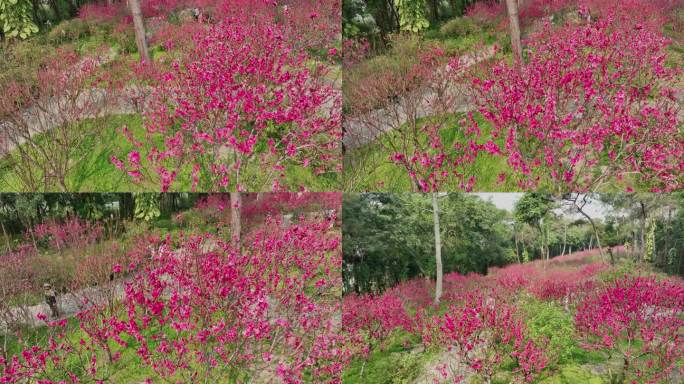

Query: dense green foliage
(342, 193), (513, 293)
(0, 0), (100, 40)
(395, 0), (429, 32)
(344, 193), (684, 295)
(0, 193), (196, 237)
(343, 0), (483, 39)
(0, 0), (38, 39)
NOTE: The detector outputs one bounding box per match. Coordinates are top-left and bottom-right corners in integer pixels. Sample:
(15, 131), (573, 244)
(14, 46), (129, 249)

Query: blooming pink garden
(340, 192), (684, 383)
(343, 249), (684, 383)
(0, 193), (345, 383)
(343, 0), (684, 193)
(0, 0), (341, 192)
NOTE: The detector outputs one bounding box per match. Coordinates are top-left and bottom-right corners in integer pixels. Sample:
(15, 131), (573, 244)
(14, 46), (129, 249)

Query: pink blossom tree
(1, 214), (344, 383)
(435, 293), (549, 383)
(471, 14), (683, 192)
(575, 276), (684, 383)
(112, 10), (341, 192)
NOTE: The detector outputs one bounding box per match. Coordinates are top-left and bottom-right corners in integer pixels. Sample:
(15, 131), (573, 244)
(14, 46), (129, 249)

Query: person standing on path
(43, 284), (59, 319)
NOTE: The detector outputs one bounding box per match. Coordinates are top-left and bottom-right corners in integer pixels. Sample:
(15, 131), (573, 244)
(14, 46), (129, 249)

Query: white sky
(473, 193), (609, 219)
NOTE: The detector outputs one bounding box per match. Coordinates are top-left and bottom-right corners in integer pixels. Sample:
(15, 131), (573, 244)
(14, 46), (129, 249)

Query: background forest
(343, 193), (684, 294)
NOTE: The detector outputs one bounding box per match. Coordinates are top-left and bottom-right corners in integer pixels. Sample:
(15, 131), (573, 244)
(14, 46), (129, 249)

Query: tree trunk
(514, 230), (521, 263)
(538, 219), (547, 268)
(1, 221), (10, 252)
(119, 193), (135, 220)
(608, 247), (615, 265)
(583, 214), (606, 263)
(545, 223), (550, 263)
(129, 0), (150, 62)
(230, 192), (241, 248)
(432, 193), (443, 306)
(505, 0), (523, 62)
(160, 193), (175, 217)
(430, 0), (439, 21)
(639, 202), (646, 262)
(561, 224), (567, 256)
(387, 0), (400, 33)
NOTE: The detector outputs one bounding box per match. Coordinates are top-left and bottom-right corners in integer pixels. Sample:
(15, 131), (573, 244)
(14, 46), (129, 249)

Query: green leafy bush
(523, 298), (578, 365)
(438, 16), (480, 38)
(0, 0), (39, 39)
(112, 26), (136, 54)
(47, 19), (92, 45)
(395, 0), (429, 33)
(599, 259), (639, 283)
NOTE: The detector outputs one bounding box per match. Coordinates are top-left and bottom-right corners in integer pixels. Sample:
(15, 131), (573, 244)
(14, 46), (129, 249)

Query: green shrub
(523, 298), (578, 365)
(112, 27), (137, 54)
(344, 350), (424, 384)
(438, 16), (481, 38)
(599, 259), (639, 283)
(343, 34), (424, 113)
(0, 39), (52, 89)
(47, 19), (92, 45)
(538, 365), (605, 384)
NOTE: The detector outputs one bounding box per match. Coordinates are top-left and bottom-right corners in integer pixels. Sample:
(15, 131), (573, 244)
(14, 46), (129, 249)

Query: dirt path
(0, 279), (128, 331)
(0, 86), (147, 157)
(342, 46), (496, 151)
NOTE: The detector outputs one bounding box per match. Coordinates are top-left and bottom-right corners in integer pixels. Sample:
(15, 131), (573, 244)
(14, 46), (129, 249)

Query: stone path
(0, 86), (148, 157)
(342, 46), (496, 151)
(0, 280), (128, 331)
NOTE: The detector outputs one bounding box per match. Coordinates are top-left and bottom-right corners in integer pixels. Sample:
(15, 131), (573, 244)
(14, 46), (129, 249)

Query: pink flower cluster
(1, 214), (344, 383)
(112, 2), (341, 192)
(0, 245), (37, 302)
(26, 217), (104, 250)
(435, 293), (548, 383)
(576, 276), (684, 383)
(342, 248), (684, 382)
(472, 13), (682, 191)
(342, 291), (412, 348)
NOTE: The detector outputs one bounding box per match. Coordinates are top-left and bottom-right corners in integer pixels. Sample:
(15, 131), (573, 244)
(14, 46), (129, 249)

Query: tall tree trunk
(432, 193), (443, 306)
(545, 223), (550, 263)
(119, 193), (135, 220)
(639, 201), (647, 262)
(129, 0), (150, 62)
(538, 220), (546, 269)
(26, 217), (38, 252)
(230, 192), (241, 248)
(1, 221), (10, 252)
(160, 193), (175, 217)
(561, 224), (567, 256)
(505, 0), (523, 62)
(607, 247), (615, 265)
(387, 0), (400, 33)
(632, 230), (638, 258)
(583, 215), (606, 263)
(514, 230), (521, 263)
(430, 0), (439, 21)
